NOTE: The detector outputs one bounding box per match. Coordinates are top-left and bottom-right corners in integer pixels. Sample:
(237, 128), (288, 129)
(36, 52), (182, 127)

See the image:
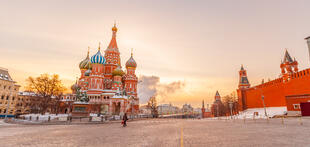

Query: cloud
(138, 75), (185, 104)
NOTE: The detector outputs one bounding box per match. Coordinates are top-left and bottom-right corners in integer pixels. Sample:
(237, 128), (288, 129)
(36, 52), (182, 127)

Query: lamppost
(261, 95), (268, 117)
(229, 101), (233, 119)
(254, 87), (268, 118)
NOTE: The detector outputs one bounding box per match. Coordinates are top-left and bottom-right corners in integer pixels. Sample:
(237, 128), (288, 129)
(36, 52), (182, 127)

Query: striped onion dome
(79, 49), (92, 69)
(91, 44), (105, 64)
(125, 54), (137, 68)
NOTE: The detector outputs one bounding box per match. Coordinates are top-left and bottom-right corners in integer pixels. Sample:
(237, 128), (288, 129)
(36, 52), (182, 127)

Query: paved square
(0, 118), (310, 147)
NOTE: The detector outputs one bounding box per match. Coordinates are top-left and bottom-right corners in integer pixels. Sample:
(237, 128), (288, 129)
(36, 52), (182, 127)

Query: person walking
(122, 113), (128, 127)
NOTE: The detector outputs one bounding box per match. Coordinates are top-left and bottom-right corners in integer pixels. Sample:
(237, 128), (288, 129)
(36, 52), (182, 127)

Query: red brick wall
(238, 68), (310, 109)
(286, 96), (310, 111)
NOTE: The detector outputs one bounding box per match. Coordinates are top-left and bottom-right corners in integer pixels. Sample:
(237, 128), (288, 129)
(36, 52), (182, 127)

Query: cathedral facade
(76, 24), (139, 116)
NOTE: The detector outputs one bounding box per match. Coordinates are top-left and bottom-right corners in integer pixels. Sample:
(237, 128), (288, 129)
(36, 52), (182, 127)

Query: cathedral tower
(104, 23), (121, 77)
(89, 43), (105, 90)
(124, 49), (138, 97)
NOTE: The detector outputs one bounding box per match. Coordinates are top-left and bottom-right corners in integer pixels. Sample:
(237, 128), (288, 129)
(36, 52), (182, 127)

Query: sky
(1, 0), (310, 107)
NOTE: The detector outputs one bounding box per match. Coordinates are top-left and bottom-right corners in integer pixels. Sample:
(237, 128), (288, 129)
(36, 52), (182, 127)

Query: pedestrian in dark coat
(123, 113), (128, 127)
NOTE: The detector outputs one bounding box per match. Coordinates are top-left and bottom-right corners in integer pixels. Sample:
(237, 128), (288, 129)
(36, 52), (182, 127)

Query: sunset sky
(1, 0), (310, 107)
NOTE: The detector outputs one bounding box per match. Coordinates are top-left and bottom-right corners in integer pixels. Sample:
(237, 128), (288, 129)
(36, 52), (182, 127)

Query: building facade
(0, 67), (20, 116)
(158, 104), (180, 115)
(237, 38), (310, 115)
(75, 24), (139, 116)
(182, 104), (193, 113)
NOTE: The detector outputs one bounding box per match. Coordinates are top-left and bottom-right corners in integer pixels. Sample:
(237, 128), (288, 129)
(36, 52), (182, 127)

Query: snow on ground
(20, 114), (69, 121)
(236, 107), (287, 119)
(205, 107), (287, 120)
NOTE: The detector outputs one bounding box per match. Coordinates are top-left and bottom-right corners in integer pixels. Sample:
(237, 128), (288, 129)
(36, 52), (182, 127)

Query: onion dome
(71, 80), (81, 93)
(79, 47), (92, 69)
(84, 69), (92, 76)
(91, 43), (105, 64)
(112, 23), (118, 32)
(125, 49), (137, 68)
(112, 66), (124, 76)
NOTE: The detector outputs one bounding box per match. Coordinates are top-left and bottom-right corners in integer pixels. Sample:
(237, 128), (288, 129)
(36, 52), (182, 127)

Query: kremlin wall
(237, 37), (310, 116)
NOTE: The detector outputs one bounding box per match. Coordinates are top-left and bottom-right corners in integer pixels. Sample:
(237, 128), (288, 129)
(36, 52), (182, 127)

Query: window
(6, 96), (9, 100)
(1, 95), (4, 99)
(293, 104), (300, 110)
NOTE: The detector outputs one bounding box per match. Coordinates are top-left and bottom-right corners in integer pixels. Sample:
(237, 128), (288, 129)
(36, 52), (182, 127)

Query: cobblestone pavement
(0, 118), (310, 147)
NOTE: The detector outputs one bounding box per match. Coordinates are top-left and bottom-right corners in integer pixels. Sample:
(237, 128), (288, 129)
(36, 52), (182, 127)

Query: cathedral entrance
(112, 102), (121, 115)
(100, 104), (109, 114)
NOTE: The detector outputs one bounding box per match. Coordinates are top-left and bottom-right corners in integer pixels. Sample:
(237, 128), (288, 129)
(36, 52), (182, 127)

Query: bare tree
(147, 96), (158, 118)
(222, 92), (239, 115)
(26, 74), (66, 114)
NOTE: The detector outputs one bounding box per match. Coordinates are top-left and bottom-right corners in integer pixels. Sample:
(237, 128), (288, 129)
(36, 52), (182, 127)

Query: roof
(241, 77), (249, 84)
(283, 50), (294, 63)
(106, 25), (119, 52)
(240, 65), (244, 70)
(0, 67), (13, 81)
(215, 91), (220, 97)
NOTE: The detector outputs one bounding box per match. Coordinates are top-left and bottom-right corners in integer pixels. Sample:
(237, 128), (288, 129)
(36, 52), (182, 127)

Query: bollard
(29, 116), (32, 121)
(253, 114), (256, 123)
(89, 116), (92, 122)
(101, 116), (104, 122)
(281, 116), (284, 125)
(36, 116), (39, 121)
(48, 116), (51, 122)
(243, 115), (246, 124)
(299, 116), (303, 125)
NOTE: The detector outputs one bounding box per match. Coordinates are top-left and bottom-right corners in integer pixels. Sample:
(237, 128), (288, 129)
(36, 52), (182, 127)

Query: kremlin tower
(238, 65), (250, 89)
(75, 24), (139, 116)
(280, 50), (298, 82)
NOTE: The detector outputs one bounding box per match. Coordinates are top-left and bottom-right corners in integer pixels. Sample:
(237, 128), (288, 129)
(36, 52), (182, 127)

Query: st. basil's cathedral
(74, 24), (139, 116)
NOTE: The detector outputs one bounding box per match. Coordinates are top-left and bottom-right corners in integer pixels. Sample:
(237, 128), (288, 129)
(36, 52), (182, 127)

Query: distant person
(122, 113), (128, 127)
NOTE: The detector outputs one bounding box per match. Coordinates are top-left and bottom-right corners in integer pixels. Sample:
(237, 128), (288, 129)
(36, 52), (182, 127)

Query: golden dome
(112, 24), (118, 32)
(112, 66), (124, 76)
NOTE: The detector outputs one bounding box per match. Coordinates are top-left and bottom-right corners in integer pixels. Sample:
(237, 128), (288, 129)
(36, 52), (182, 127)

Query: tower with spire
(280, 49), (298, 82)
(238, 65), (250, 89)
(211, 91), (225, 117)
(104, 23), (121, 77)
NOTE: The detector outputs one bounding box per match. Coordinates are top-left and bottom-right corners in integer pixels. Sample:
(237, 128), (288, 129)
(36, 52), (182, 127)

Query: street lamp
(254, 87), (268, 118)
(229, 101), (233, 119)
(261, 95), (268, 117)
